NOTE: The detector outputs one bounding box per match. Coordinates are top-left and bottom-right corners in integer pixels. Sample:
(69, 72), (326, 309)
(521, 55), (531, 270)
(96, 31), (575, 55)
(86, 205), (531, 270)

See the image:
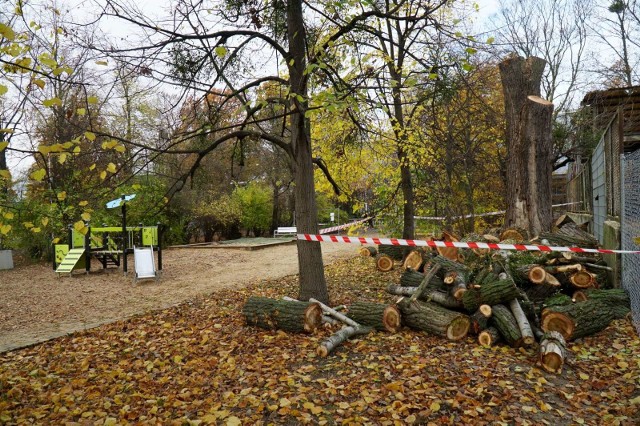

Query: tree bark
(378, 244), (405, 261)
(491, 304), (524, 347)
(461, 279), (520, 313)
(539, 331), (567, 374)
(541, 300), (615, 341)
(317, 326), (372, 357)
(359, 246), (378, 257)
(400, 268), (445, 289)
(471, 305), (492, 334)
(347, 302), (402, 332)
(288, 0), (329, 304)
(243, 296), (322, 333)
(509, 299), (535, 346)
(499, 55), (553, 236)
(397, 299), (470, 340)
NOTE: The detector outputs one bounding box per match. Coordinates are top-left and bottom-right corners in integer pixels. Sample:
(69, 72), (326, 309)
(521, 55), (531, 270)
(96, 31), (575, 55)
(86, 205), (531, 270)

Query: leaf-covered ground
(1, 257), (639, 425)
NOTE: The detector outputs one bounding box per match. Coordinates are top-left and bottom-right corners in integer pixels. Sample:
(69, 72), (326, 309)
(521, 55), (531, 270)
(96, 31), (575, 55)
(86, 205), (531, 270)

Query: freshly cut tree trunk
(376, 254), (394, 272)
(400, 269), (446, 289)
(397, 299), (470, 340)
(543, 293), (573, 309)
(378, 244), (405, 261)
(347, 302), (402, 332)
(387, 285), (462, 309)
(491, 304), (524, 347)
(478, 327), (501, 347)
(403, 250), (425, 270)
(317, 326), (372, 357)
(436, 231), (460, 261)
(572, 291), (588, 302)
(541, 300), (615, 341)
(450, 276), (468, 300)
(471, 305), (492, 334)
(425, 289), (464, 309)
(499, 54), (552, 236)
(408, 264), (442, 303)
(578, 289), (631, 319)
(461, 279), (520, 313)
(432, 255), (469, 275)
(243, 297), (322, 333)
(500, 228), (526, 242)
(539, 331), (567, 374)
(359, 246), (378, 257)
(509, 299), (535, 346)
(569, 270), (595, 289)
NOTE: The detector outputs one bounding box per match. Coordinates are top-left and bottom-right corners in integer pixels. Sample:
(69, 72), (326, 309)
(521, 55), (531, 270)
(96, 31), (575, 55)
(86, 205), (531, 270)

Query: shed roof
(582, 86), (640, 153)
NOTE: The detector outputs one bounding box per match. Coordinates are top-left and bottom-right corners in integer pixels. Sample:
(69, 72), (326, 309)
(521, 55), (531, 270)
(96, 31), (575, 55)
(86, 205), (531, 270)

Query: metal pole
(122, 197), (127, 274)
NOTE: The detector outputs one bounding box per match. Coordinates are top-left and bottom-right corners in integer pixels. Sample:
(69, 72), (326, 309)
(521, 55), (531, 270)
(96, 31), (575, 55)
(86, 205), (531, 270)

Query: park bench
(274, 226), (297, 237)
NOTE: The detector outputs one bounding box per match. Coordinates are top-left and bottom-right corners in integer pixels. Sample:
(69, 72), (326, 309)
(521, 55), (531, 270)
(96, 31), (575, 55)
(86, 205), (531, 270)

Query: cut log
(424, 289), (464, 309)
(432, 255), (470, 275)
(471, 305), (492, 334)
(378, 244), (405, 261)
(317, 326), (373, 357)
(436, 231), (460, 261)
(578, 289), (631, 319)
(461, 279), (520, 313)
(478, 327), (501, 347)
(375, 254), (394, 272)
(309, 298), (359, 328)
(403, 250), (425, 270)
(359, 246), (378, 257)
(347, 302), (402, 333)
(569, 270), (595, 289)
(400, 269), (445, 289)
(509, 299), (535, 346)
(543, 293), (573, 309)
(525, 273), (561, 303)
(387, 284), (419, 297)
(387, 285), (462, 309)
(539, 331), (567, 374)
(491, 304), (524, 347)
(397, 299), (470, 340)
(572, 291), (588, 302)
(500, 228), (526, 242)
(408, 264), (442, 303)
(541, 300), (615, 341)
(243, 297), (322, 333)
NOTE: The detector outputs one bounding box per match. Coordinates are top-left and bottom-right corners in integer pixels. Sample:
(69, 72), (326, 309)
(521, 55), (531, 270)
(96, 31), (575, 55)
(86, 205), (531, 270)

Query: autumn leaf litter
(1, 257), (639, 425)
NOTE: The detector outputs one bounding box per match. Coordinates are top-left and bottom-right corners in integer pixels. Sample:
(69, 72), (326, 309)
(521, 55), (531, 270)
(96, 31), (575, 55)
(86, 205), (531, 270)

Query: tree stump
(397, 299), (470, 340)
(347, 302), (402, 332)
(243, 297), (323, 333)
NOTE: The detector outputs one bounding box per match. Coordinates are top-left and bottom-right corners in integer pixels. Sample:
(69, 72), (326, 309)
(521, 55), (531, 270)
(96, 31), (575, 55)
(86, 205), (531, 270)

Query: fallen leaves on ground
(1, 257), (639, 425)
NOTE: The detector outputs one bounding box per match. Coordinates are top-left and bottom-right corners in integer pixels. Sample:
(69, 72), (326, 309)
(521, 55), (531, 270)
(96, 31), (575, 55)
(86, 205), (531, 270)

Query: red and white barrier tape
(319, 217), (371, 234)
(298, 234), (640, 255)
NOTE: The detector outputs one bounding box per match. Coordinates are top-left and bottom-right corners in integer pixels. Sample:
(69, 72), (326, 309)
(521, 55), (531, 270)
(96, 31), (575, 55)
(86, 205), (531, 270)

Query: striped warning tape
(319, 217), (371, 234)
(297, 234), (640, 255)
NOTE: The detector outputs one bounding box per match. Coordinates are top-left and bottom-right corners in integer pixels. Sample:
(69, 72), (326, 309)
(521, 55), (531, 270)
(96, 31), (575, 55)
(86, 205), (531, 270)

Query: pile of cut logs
(243, 216), (631, 373)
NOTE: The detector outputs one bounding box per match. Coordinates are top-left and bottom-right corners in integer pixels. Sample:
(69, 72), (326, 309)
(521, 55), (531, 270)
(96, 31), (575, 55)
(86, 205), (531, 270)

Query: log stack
(241, 217), (630, 368)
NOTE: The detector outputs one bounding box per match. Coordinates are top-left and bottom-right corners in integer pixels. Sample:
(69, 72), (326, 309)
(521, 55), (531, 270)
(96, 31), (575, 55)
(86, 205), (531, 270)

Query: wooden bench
(274, 226), (297, 237)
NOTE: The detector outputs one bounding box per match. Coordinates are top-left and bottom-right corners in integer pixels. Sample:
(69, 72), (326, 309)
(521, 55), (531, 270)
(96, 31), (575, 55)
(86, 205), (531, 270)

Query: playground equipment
(53, 194), (163, 279)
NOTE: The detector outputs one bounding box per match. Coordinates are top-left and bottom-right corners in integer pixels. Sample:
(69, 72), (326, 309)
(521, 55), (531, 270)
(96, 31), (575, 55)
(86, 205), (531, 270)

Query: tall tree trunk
(288, 0), (329, 304)
(498, 55), (553, 236)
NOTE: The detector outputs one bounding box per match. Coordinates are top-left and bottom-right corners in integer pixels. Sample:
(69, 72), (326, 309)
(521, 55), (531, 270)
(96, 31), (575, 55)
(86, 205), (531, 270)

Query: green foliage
(190, 193), (241, 242)
(233, 183), (272, 236)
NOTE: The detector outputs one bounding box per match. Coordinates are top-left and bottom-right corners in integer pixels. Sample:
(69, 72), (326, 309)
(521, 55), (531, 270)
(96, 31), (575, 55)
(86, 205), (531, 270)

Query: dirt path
(0, 242), (358, 353)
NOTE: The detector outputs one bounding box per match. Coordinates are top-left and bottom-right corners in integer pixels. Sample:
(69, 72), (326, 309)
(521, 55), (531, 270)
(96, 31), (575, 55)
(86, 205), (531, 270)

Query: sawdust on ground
(0, 241), (359, 353)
